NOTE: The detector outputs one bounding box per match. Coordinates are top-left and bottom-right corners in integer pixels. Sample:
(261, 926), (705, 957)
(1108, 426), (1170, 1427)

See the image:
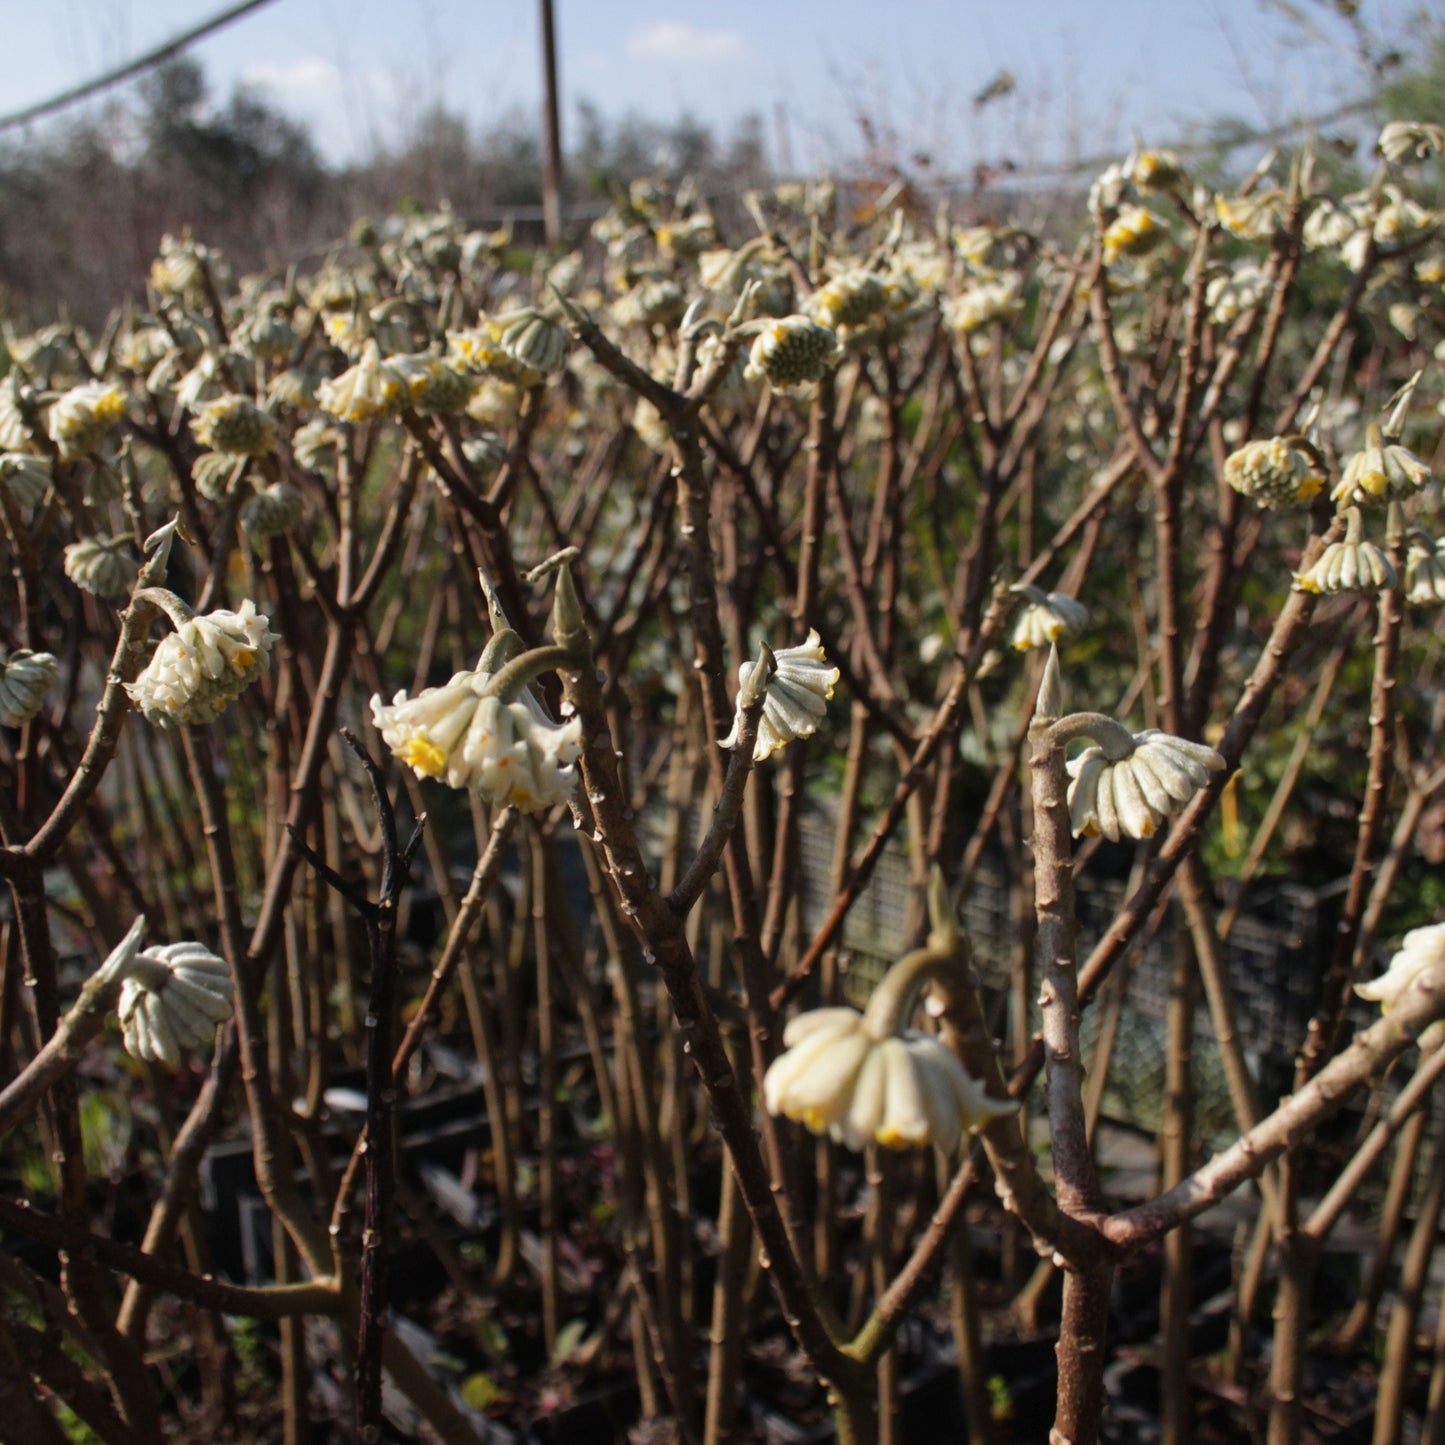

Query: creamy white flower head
(1223, 437), (1325, 510)
(762, 1007), (1014, 1154)
(190, 395), (276, 456)
(64, 535), (137, 598)
(1206, 264), (1268, 325)
(385, 352), (474, 414)
(946, 276), (1024, 334)
(1378, 121), (1445, 165)
(744, 316), (843, 390)
(126, 600), (279, 726)
(1406, 534), (1445, 604)
(1011, 585), (1089, 652)
(1356, 923), (1445, 1052)
(118, 940), (233, 1066)
(1293, 509), (1397, 595)
(1067, 729), (1225, 841)
(1215, 189), (1287, 241)
(1342, 190), (1440, 268)
(0, 649), (58, 726)
(721, 630), (839, 761)
(1103, 205), (1167, 264)
(1088, 163), (1128, 220)
(1333, 438), (1431, 506)
(48, 381), (127, 460)
(1127, 147), (1186, 193)
(812, 271), (889, 331)
(1302, 199), (1357, 251)
(316, 340), (403, 422)
(610, 277), (687, 330)
(371, 668), (582, 812)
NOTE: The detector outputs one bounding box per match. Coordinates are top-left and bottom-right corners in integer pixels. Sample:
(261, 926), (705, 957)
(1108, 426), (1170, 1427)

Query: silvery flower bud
(237, 308), (299, 361)
(240, 481), (304, 539)
(744, 316), (842, 390)
(461, 433), (508, 480)
(118, 940), (233, 1066)
(499, 309), (569, 374)
(0, 649), (58, 726)
(0, 452), (51, 507)
(612, 277), (687, 329)
(0, 373), (36, 451)
(64, 535), (137, 598)
(1223, 437), (1325, 509)
(292, 418), (342, 472)
(190, 395), (276, 457)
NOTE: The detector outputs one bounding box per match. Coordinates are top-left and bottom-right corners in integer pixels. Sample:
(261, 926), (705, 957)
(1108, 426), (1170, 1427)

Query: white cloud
(624, 23), (746, 63)
(239, 58), (342, 95)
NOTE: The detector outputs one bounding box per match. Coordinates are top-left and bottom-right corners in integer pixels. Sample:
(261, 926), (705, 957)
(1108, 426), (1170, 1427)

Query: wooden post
(539, 0), (564, 245)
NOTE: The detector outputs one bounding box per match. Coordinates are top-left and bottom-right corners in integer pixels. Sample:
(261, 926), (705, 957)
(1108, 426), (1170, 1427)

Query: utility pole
(539, 0), (564, 246)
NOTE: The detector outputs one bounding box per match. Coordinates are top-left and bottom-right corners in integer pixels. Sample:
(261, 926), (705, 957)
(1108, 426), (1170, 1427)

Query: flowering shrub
(2, 118), (1445, 1445)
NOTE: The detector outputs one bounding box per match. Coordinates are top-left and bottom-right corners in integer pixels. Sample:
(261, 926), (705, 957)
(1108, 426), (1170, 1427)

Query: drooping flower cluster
(1293, 509), (1397, 595)
(1067, 730), (1226, 842)
(1406, 534), (1445, 604)
(720, 630), (840, 761)
(1011, 586), (1089, 652)
(372, 666), (582, 813)
(118, 940), (234, 1066)
(763, 1007), (1014, 1153)
(126, 600), (279, 726)
(1356, 923), (1445, 1053)
(1332, 436), (1432, 507)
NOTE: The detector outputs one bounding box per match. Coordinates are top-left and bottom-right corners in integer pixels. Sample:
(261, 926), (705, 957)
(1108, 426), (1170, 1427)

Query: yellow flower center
(399, 735), (448, 778)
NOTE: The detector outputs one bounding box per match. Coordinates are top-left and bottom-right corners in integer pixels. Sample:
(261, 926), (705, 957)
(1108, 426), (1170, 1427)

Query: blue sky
(0, 0), (1420, 171)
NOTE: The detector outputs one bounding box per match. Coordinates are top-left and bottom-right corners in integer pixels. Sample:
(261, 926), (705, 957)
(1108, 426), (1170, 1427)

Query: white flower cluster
(720, 630), (840, 761)
(1067, 731), (1226, 842)
(127, 600), (279, 726)
(1011, 586), (1089, 652)
(1293, 512), (1397, 595)
(118, 940), (234, 1066)
(1223, 438), (1325, 510)
(763, 1007), (1014, 1154)
(47, 381), (127, 460)
(372, 668), (583, 813)
(744, 316), (843, 390)
(1356, 923), (1445, 1053)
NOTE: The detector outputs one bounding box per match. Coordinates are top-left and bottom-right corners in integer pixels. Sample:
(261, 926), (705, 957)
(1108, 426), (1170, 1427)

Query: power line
(0, 0), (282, 134)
